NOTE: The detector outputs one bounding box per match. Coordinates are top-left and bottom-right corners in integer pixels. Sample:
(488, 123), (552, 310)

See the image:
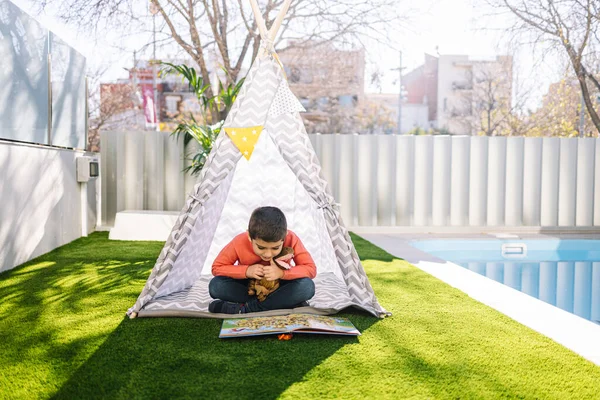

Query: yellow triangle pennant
(224, 126), (263, 160)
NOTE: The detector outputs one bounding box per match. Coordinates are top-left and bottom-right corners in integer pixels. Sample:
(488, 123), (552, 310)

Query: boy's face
(249, 235), (284, 262)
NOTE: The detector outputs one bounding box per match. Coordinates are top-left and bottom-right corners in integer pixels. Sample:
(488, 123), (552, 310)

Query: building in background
(95, 52), (250, 141)
(278, 42), (365, 133)
(366, 53), (438, 134)
(365, 93), (429, 134)
(97, 51), (513, 137)
(369, 54), (513, 135)
(94, 58), (208, 140)
(436, 54), (513, 135)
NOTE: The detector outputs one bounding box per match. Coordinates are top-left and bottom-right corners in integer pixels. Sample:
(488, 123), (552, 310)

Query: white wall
(0, 140), (98, 273)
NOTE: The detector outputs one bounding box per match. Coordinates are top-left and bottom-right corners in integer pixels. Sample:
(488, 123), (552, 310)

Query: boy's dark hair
(248, 206), (287, 242)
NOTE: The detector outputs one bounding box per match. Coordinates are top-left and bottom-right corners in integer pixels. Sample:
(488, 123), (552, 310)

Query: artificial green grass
(1, 232), (599, 400)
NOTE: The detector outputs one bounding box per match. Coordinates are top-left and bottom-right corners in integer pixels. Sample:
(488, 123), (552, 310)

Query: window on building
(338, 95), (357, 107)
(316, 97), (329, 110)
(289, 67), (301, 83)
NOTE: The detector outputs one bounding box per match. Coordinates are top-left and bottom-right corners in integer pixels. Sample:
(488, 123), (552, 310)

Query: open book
(219, 314), (361, 338)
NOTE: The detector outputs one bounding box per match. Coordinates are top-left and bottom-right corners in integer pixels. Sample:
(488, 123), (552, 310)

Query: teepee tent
(127, 0), (389, 319)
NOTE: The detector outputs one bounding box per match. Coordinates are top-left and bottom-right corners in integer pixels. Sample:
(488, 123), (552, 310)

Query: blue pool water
(410, 239), (600, 324)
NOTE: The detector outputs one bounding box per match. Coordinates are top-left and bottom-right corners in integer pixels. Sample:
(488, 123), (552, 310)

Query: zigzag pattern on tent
(308, 273), (353, 310)
(172, 131), (292, 277)
(142, 273), (352, 314)
(128, 55), (388, 318)
(267, 110), (387, 316)
(127, 57), (272, 315)
(127, 125), (242, 314)
(196, 130), (340, 277)
(146, 276), (213, 312)
(229, 58), (280, 128)
(155, 61), (284, 289)
(155, 168), (234, 297)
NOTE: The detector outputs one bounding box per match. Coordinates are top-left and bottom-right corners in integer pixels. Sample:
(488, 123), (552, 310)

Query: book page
(304, 316), (360, 334)
(220, 314), (360, 338)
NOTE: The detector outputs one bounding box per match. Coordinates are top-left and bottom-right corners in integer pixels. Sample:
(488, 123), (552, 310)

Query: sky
(368, 0), (563, 110)
(371, 0), (505, 79)
(12, 0), (563, 110)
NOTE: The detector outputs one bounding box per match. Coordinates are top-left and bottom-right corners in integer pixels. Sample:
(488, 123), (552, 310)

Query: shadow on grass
(0, 233), (162, 322)
(363, 319), (523, 399)
(51, 311), (377, 400)
(0, 232), (166, 398)
(0, 232), (381, 399)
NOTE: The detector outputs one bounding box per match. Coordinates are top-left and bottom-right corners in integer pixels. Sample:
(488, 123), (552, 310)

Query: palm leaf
(161, 61), (245, 176)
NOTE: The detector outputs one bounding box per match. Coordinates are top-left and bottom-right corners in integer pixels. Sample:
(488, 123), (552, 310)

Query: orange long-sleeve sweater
(212, 230), (317, 280)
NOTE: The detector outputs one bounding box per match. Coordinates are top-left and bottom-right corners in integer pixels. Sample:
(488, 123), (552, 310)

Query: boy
(208, 206), (316, 314)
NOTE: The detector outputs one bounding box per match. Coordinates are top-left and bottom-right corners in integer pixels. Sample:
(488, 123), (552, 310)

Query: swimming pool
(409, 239), (600, 325)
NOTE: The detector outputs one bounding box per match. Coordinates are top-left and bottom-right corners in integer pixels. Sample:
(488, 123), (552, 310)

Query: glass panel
(0, 0), (49, 144)
(50, 32), (86, 149)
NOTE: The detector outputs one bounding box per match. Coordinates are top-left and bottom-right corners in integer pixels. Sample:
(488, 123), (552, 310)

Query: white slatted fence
(101, 131), (600, 229)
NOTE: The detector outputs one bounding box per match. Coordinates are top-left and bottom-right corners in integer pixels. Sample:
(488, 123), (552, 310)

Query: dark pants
(208, 276), (315, 312)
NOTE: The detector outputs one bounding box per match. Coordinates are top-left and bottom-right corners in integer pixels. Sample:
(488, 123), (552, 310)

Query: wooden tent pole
(268, 0), (293, 42)
(248, 0), (269, 41)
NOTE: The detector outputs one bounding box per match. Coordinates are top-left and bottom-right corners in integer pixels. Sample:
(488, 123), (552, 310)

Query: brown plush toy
(248, 247), (294, 302)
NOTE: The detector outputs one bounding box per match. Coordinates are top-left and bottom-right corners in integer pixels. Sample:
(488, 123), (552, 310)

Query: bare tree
(474, 62), (514, 135)
(486, 0), (600, 135)
(38, 0), (407, 122)
(86, 65), (134, 151)
(86, 63), (151, 151)
(302, 98), (356, 134)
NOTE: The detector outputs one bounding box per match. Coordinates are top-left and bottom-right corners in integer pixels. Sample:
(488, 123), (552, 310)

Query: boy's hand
(246, 264), (264, 279)
(263, 263), (284, 281)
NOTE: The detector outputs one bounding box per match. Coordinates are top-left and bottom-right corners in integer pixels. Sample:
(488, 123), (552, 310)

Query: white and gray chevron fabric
(138, 272), (350, 317)
(127, 52), (390, 319)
